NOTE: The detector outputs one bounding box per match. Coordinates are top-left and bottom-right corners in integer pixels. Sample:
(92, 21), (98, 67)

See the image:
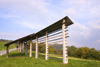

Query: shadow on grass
(49, 57), (62, 60)
(9, 52), (28, 58)
(8, 51), (62, 61)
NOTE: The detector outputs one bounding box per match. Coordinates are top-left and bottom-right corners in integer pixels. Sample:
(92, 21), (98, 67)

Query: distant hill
(0, 39), (12, 42)
(0, 40), (15, 51)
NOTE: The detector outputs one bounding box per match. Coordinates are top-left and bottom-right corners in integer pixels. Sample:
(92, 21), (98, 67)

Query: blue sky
(0, 0), (100, 50)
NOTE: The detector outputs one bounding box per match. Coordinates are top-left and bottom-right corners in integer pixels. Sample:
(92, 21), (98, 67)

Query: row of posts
(6, 19), (68, 64)
(18, 42), (27, 55)
(18, 34), (48, 59)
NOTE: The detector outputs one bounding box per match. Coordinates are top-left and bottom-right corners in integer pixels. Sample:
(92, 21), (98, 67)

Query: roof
(4, 16), (74, 46)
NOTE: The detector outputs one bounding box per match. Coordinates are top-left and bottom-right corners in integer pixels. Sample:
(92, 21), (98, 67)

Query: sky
(0, 0), (100, 50)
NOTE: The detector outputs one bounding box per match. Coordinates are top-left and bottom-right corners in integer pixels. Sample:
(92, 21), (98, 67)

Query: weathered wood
(35, 36), (38, 58)
(6, 46), (9, 58)
(25, 42), (27, 55)
(19, 43), (21, 52)
(48, 34), (62, 39)
(48, 31), (62, 37)
(21, 43), (23, 53)
(45, 32), (48, 60)
(30, 40), (32, 57)
(62, 19), (68, 64)
(48, 40), (63, 44)
(18, 43), (20, 52)
(48, 37), (62, 42)
(22, 42), (24, 54)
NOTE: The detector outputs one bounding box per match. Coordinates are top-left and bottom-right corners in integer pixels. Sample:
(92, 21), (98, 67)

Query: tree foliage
(86, 48), (100, 60)
(38, 43), (45, 53)
(68, 45), (78, 57)
(75, 47), (90, 58)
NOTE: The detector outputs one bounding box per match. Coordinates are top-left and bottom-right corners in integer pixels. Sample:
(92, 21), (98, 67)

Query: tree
(86, 49), (100, 60)
(49, 46), (55, 54)
(75, 47), (90, 58)
(68, 45), (78, 57)
(38, 42), (45, 53)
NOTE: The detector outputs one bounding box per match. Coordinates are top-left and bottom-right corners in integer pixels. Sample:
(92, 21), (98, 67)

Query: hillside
(0, 41), (16, 51)
(0, 50), (100, 67)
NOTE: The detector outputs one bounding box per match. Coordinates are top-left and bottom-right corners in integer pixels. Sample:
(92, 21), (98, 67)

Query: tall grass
(0, 50), (100, 67)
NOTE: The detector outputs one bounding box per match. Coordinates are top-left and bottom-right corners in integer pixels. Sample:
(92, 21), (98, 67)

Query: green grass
(0, 41), (15, 51)
(0, 50), (100, 67)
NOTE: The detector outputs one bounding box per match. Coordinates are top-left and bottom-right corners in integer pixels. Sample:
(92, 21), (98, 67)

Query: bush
(75, 47), (90, 59)
(68, 45), (78, 57)
(86, 49), (100, 60)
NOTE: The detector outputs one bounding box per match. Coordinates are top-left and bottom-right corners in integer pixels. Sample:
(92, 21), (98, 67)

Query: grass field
(0, 50), (100, 67)
(0, 41), (15, 51)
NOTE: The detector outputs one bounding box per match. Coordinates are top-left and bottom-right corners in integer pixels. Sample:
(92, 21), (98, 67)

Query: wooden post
(62, 19), (68, 64)
(6, 45), (9, 58)
(25, 42), (27, 55)
(22, 42), (24, 54)
(21, 42), (23, 53)
(45, 32), (49, 60)
(30, 40), (32, 57)
(20, 42), (21, 52)
(35, 36), (38, 58)
(18, 43), (20, 52)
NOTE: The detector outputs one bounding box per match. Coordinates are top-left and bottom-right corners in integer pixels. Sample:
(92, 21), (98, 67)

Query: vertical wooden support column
(21, 42), (23, 53)
(20, 43), (21, 52)
(25, 42), (27, 55)
(18, 43), (20, 52)
(62, 19), (68, 64)
(6, 45), (9, 58)
(35, 36), (38, 58)
(30, 40), (32, 57)
(45, 32), (48, 60)
(22, 42), (24, 54)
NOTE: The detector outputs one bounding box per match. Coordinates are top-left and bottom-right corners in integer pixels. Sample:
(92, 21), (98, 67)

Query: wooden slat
(48, 37), (62, 42)
(48, 40), (63, 44)
(48, 31), (62, 37)
(38, 36), (46, 40)
(65, 30), (68, 32)
(65, 36), (69, 38)
(38, 38), (46, 42)
(48, 33), (68, 40)
(48, 34), (62, 39)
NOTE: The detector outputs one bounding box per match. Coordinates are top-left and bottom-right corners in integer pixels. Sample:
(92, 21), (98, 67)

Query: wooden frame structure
(4, 16), (73, 64)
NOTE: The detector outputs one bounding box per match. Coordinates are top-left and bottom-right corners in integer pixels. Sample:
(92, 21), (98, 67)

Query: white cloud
(87, 20), (100, 29)
(68, 19), (100, 50)
(0, 0), (61, 30)
(0, 0), (49, 17)
(16, 21), (45, 30)
(69, 22), (90, 39)
(62, 8), (77, 17)
(97, 40), (100, 43)
(69, 0), (86, 5)
(0, 32), (29, 40)
(62, 0), (100, 20)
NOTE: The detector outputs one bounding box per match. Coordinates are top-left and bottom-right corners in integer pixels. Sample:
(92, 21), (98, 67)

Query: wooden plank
(48, 31), (62, 37)
(48, 40), (63, 44)
(48, 37), (62, 42)
(48, 34), (62, 39)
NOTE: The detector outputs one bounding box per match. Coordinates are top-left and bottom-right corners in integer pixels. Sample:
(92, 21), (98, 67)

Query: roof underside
(4, 16), (74, 46)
